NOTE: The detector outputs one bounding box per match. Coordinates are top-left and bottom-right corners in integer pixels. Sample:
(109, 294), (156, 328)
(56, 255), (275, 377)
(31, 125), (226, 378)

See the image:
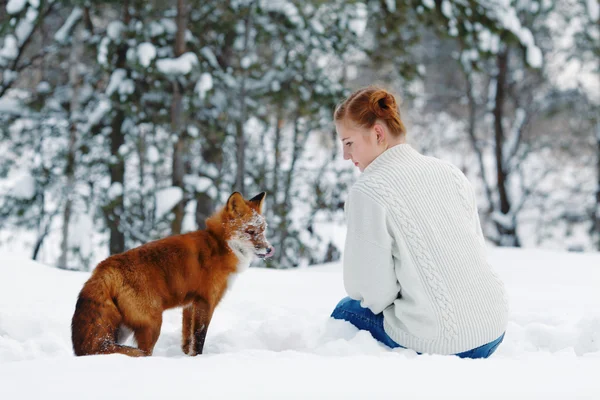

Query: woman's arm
(343, 188), (400, 315)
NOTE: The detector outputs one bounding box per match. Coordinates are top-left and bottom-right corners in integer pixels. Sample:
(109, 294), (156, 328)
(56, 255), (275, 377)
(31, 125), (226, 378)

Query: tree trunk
(58, 20), (83, 268)
(270, 105), (284, 219)
(194, 192), (213, 230)
(464, 70), (493, 214)
(234, 8), (252, 194)
(594, 120), (600, 250)
(32, 194), (58, 262)
(105, 2), (129, 255)
(171, 0), (188, 235)
(594, 13), (600, 251)
(493, 47), (520, 247)
(108, 113), (126, 255)
(275, 114), (302, 267)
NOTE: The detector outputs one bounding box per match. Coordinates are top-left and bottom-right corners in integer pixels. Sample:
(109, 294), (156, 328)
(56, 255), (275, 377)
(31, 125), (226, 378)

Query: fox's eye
(246, 229), (255, 235)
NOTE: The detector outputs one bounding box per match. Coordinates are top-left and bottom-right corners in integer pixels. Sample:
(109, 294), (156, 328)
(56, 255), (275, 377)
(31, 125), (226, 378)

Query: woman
(331, 86), (508, 358)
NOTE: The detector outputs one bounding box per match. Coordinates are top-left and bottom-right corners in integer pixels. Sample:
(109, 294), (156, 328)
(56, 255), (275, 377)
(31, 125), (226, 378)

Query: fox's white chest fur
(226, 239), (253, 290)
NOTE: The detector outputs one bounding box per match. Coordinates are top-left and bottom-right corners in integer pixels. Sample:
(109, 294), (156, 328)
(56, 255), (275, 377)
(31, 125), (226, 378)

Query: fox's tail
(71, 277), (145, 357)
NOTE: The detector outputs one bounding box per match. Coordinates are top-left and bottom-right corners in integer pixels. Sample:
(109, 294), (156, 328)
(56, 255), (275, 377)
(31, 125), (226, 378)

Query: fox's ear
(226, 192), (247, 216)
(249, 192), (266, 213)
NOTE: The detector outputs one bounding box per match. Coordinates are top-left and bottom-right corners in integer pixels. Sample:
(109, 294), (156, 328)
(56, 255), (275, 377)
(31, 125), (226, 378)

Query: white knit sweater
(343, 144), (508, 355)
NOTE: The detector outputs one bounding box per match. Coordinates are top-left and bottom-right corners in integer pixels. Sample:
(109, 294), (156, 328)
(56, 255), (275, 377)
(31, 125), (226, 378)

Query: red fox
(71, 192), (273, 357)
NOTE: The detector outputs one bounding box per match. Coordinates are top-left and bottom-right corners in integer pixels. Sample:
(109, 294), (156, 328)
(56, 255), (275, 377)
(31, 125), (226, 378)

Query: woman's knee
(331, 297), (360, 318)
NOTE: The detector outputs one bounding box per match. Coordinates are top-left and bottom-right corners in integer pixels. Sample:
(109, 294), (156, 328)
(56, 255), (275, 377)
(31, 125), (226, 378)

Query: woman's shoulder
(348, 180), (386, 206)
(358, 153), (474, 198)
(350, 174), (395, 211)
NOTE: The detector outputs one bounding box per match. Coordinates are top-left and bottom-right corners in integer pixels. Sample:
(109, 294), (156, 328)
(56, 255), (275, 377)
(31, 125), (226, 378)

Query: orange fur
(71, 192), (272, 357)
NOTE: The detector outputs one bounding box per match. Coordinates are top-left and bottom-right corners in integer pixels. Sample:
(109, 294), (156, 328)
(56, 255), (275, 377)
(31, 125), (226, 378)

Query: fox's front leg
(181, 305), (194, 355)
(191, 298), (214, 356)
(181, 298), (214, 356)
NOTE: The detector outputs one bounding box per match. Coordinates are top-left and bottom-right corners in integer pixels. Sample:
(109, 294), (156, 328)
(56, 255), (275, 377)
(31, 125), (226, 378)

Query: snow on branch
(54, 7), (83, 44)
(503, 108), (527, 167)
(156, 52), (199, 75)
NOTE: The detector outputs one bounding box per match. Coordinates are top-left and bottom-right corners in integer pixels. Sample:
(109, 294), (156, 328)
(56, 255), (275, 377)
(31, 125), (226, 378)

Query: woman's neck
(386, 135), (406, 149)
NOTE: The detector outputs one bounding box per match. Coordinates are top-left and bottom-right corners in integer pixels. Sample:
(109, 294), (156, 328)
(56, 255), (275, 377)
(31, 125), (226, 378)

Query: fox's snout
(251, 232), (274, 258)
(256, 244), (275, 259)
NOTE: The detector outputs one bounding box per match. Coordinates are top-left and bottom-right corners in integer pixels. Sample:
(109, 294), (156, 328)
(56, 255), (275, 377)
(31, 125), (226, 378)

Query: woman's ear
(374, 124), (385, 144)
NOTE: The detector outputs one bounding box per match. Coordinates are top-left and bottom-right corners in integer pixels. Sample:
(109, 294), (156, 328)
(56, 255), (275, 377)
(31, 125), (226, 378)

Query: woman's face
(335, 119), (384, 172)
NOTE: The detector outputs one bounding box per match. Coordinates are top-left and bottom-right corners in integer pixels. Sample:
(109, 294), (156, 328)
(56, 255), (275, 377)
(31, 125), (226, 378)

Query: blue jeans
(331, 297), (504, 359)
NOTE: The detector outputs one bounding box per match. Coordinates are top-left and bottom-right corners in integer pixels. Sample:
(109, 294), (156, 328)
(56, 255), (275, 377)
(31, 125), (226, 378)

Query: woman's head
(334, 87), (406, 171)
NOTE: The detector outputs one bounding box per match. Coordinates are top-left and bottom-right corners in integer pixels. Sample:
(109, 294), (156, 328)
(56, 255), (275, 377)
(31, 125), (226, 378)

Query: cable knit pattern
(355, 181), (458, 340)
(448, 164), (473, 217)
(342, 144), (508, 355)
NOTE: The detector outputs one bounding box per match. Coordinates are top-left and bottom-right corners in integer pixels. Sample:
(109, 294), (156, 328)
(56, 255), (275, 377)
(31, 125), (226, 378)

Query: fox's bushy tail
(71, 278), (145, 357)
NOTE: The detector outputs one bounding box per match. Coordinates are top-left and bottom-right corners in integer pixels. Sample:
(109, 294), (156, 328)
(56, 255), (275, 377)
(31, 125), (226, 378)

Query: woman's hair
(334, 86), (406, 137)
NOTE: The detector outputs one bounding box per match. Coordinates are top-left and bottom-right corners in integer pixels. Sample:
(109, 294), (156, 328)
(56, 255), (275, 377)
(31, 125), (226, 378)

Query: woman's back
(347, 144), (509, 354)
(332, 85), (507, 357)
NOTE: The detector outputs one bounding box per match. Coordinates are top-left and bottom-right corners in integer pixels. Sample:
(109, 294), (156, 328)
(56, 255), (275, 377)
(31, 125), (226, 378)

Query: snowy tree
(183, 0), (360, 267)
(0, 1), (103, 268)
(404, 0), (585, 248)
(570, 0), (600, 249)
(1, 0), (598, 269)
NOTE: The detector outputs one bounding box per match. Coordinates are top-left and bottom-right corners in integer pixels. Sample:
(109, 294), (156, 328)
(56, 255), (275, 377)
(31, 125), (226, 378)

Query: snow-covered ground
(1, 247), (599, 399)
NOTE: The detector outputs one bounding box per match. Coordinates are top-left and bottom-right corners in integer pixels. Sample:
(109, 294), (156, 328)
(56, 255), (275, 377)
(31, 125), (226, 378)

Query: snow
(106, 21), (125, 41)
(36, 81), (50, 93)
(159, 18), (177, 35)
(441, 0), (453, 18)
(147, 145), (160, 163)
(183, 175), (217, 198)
(384, 0), (396, 13)
(546, 4), (599, 103)
(0, 96), (22, 115)
(117, 79), (134, 98)
(240, 56), (251, 69)
(149, 21), (165, 37)
(97, 37), (109, 65)
(137, 42), (157, 67)
(69, 213), (94, 259)
(83, 99), (111, 130)
(200, 46), (220, 69)
(0, 247), (599, 398)
(54, 7), (83, 44)
(195, 72), (213, 100)
(588, 0), (599, 21)
(348, 3), (367, 37)
(155, 186), (183, 220)
(525, 40), (543, 68)
(0, 35), (18, 61)
(15, 7), (38, 45)
(6, 0), (26, 15)
(478, 29), (500, 54)
(107, 182), (123, 199)
(10, 172), (35, 199)
(187, 125), (199, 138)
(105, 68), (127, 96)
(156, 52), (199, 75)
(260, 0), (303, 27)
(3, 69), (18, 85)
(491, 2), (543, 68)
(184, 175), (213, 193)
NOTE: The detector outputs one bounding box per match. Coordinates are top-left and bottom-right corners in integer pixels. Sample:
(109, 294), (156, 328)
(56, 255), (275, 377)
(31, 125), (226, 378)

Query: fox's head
(219, 192), (274, 261)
